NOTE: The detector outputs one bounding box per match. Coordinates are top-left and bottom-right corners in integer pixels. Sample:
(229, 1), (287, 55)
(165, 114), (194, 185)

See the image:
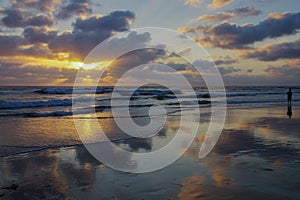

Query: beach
(1, 0), (299, 199)
(0, 90), (299, 200)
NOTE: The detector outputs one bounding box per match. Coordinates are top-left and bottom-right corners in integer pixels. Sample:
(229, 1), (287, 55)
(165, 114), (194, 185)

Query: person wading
(287, 88), (292, 105)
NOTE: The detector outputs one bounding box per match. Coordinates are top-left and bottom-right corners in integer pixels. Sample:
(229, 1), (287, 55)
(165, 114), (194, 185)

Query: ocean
(0, 86), (299, 157)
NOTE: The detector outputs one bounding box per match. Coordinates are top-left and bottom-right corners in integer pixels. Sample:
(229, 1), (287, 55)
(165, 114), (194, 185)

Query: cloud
(0, 35), (26, 56)
(11, 0), (93, 19)
(184, 0), (203, 7)
(73, 10), (135, 32)
(26, 14), (54, 26)
(194, 6), (261, 22)
(5, 1), (92, 23)
(23, 26), (57, 43)
(102, 48), (166, 83)
(12, 0), (61, 12)
(56, 0), (92, 19)
(150, 62), (190, 72)
(177, 27), (197, 33)
(184, 0), (233, 9)
(177, 47), (192, 57)
(239, 39), (300, 61)
(48, 10), (135, 59)
(0, 62), (78, 85)
(219, 64), (300, 86)
(192, 59), (240, 76)
(265, 65), (300, 77)
(214, 58), (236, 65)
(0, 9), (55, 27)
(0, 12), (57, 57)
(20, 43), (55, 58)
(0, 9), (27, 28)
(218, 66), (241, 75)
(208, 0), (233, 9)
(180, 12), (300, 49)
(0, 33), (54, 58)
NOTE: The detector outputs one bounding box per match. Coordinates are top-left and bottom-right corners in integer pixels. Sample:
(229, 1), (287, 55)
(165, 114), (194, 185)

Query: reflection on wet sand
(0, 147), (104, 199)
(0, 106), (299, 199)
(177, 174), (284, 200)
(287, 104), (292, 118)
(0, 117), (81, 147)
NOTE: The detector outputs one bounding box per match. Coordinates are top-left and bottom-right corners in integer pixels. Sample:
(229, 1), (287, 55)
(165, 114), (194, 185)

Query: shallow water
(0, 86), (299, 156)
(0, 106), (299, 199)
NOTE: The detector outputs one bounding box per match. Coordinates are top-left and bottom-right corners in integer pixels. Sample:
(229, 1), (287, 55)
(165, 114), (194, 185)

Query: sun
(70, 61), (111, 70)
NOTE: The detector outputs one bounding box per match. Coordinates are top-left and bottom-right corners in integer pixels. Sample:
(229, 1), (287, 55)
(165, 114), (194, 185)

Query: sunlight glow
(71, 61), (111, 70)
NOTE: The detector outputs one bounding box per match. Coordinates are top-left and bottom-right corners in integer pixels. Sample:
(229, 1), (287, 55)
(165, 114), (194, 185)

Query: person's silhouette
(287, 88), (292, 105)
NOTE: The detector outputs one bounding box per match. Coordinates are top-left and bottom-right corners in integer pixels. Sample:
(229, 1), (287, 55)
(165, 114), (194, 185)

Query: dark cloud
(166, 62), (189, 71)
(214, 58), (236, 65)
(26, 14), (54, 26)
(221, 65), (300, 86)
(0, 34), (54, 58)
(0, 2), (130, 61)
(89, 31), (155, 62)
(145, 61), (191, 73)
(0, 9), (26, 28)
(195, 6), (261, 22)
(56, 0), (92, 19)
(181, 12), (300, 49)
(0, 35), (25, 56)
(190, 59), (242, 79)
(22, 43), (55, 58)
(193, 60), (242, 76)
(264, 65), (300, 77)
(187, 60), (242, 76)
(193, 59), (215, 68)
(49, 10), (135, 59)
(73, 10), (135, 32)
(233, 6), (261, 17)
(219, 66), (241, 75)
(23, 27), (57, 43)
(0, 9), (54, 27)
(240, 39), (300, 61)
(11, 0), (92, 19)
(192, 59), (220, 75)
(102, 48), (166, 84)
(0, 62), (78, 85)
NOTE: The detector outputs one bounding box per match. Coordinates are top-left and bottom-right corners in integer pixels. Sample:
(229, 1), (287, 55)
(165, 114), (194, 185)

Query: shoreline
(1, 103), (298, 158)
(0, 105), (299, 199)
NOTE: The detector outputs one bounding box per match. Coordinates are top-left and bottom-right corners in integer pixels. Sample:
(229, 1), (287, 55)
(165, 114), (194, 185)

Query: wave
(0, 99), (72, 109)
(0, 144), (83, 158)
(35, 87), (113, 95)
(27, 110), (73, 117)
(197, 92), (286, 98)
(36, 88), (73, 94)
(227, 98), (299, 105)
(226, 92), (289, 97)
(0, 136), (139, 158)
(34, 87), (290, 100)
(167, 92), (257, 99)
(22, 100), (210, 118)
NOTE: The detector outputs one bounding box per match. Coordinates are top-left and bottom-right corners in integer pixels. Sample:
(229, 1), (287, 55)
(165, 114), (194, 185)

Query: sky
(0, 0), (299, 86)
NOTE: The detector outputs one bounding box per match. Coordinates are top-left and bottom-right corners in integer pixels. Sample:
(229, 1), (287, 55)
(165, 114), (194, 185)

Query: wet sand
(0, 106), (299, 199)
